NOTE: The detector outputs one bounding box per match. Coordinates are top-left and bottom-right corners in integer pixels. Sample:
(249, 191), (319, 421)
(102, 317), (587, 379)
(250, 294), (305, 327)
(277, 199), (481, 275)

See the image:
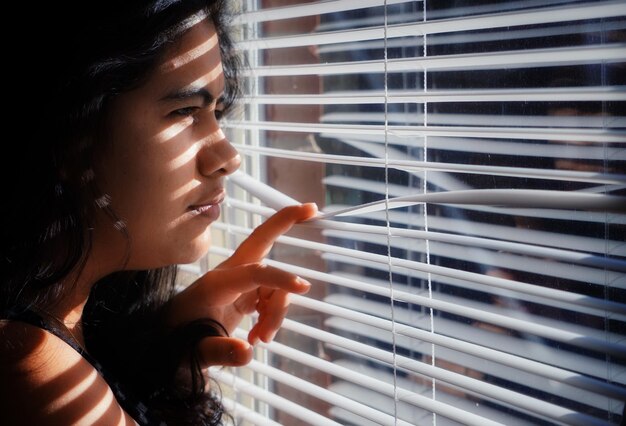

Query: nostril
(197, 141), (241, 177)
(225, 153), (242, 175)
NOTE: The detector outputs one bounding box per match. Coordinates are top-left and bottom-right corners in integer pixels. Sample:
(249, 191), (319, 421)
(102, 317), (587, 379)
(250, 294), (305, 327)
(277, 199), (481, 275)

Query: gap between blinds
(211, 0), (626, 425)
(229, 172), (626, 216)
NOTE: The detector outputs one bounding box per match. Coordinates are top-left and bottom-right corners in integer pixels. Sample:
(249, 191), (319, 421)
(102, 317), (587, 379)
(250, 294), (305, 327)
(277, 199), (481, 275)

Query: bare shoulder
(0, 320), (138, 426)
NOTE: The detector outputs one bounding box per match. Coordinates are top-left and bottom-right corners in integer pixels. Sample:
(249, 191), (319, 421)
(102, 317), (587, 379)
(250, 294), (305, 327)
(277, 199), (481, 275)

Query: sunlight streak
(49, 368), (99, 413)
(166, 128), (225, 169)
(161, 31), (219, 72)
(187, 61), (224, 91)
(74, 384), (117, 425)
(170, 180), (201, 201)
(154, 121), (192, 144)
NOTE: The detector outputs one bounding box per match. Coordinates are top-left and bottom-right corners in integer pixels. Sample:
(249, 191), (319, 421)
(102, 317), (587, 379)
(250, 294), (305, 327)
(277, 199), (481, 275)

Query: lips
(191, 204), (217, 214)
(189, 190), (225, 220)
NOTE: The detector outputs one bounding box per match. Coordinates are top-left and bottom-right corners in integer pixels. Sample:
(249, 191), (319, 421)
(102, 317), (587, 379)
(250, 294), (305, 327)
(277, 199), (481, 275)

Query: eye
(214, 107), (225, 121)
(171, 106), (200, 118)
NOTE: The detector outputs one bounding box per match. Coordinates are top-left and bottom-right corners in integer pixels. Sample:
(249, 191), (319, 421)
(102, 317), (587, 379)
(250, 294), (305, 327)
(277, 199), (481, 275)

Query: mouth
(188, 191), (225, 219)
(191, 204), (219, 214)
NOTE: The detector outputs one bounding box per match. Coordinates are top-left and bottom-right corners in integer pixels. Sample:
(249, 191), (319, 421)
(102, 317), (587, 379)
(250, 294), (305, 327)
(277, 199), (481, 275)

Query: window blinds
(206, 1), (626, 425)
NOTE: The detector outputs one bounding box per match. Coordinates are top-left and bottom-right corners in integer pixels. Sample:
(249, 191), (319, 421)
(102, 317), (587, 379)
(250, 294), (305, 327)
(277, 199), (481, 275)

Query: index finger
(223, 203), (317, 267)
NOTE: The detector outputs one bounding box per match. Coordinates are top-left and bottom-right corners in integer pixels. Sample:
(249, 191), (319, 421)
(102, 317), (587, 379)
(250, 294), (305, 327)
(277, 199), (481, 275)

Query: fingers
(196, 336), (253, 368)
(247, 288), (290, 345)
(232, 289), (260, 315)
(223, 203), (318, 267)
(168, 263), (310, 331)
(197, 263), (311, 305)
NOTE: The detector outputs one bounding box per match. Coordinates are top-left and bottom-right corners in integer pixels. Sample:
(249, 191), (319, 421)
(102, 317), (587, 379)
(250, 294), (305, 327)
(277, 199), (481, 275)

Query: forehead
(144, 18), (224, 94)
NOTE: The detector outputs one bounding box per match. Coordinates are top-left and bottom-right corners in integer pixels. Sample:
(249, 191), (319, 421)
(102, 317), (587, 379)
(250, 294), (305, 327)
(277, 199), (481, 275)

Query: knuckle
(245, 262), (267, 279)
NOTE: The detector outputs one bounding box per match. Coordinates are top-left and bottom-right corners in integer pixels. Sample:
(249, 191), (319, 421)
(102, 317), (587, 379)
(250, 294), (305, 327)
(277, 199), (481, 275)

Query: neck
(46, 251), (117, 348)
(47, 275), (95, 348)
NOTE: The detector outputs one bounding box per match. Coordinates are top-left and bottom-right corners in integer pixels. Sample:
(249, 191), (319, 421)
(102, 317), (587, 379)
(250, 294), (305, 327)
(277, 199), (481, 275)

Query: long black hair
(1, 1), (241, 424)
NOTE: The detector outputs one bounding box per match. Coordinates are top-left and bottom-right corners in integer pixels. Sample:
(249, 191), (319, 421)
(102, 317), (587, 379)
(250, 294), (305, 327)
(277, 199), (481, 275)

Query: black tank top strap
(2, 306), (94, 361)
(2, 306), (165, 426)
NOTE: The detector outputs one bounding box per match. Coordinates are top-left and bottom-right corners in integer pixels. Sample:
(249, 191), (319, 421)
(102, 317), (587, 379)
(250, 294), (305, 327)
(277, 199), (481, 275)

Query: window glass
(217, 1), (626, 424)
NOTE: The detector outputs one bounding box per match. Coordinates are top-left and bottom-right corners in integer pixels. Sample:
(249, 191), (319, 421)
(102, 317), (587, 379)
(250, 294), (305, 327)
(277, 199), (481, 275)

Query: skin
(0, 17), (317, 424)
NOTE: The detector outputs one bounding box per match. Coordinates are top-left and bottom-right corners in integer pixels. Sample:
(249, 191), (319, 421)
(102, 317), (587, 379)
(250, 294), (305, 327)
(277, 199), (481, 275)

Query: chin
(175, 236), (212, 265)
(130, 228), (212, 269)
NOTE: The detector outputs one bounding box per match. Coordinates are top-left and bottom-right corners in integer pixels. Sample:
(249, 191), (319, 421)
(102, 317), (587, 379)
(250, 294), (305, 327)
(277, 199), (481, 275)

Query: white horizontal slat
(211, 242), (625, 392)
(324, 130), (626, 152)
(331, 320), (623, 414)
(326, 269), (625, 383)
(235, 0), (418, 24)
(322, 203), (626, 255)
(328, 407), (397, 426)
(218, 197), (626, 314)
(213, 369), (342, 426)
(320, 251), (626, 326)
(317, 189), (626, 217)
(326, 381), (456, 425)
(238, 1), (626, 49)
(235, 331), (503, 426)
(321, 281), (624, 385)
(415, 285), (624, 356)
(341, 136), (623, 182)
(294, 292), (626, 385)
(279, 319), (611, 426)
(316, 20), (626, 54)
(322, 228), (625, 284)
(222, 397), (282, 426)
(210, 222), (626, 320)
(225, 195), (625, 271)
(231, 143), (625, 186)
(318, 213), (624, 272)
(322, 111), (626, 129)
(335, 136), (624, 194)
(422, 0), (619, 20)
(238, 329), (615, 424)
(408, 136), (623, 160)
(322, 300), (625, 412)
(245, 43), (626, 76)
(331, 360), (537, 426)
(322, 175), (626, 223)
(208, 245), (625, 392)
(327, 349), (586, 426)
(228, 119), (626, 144)
(244, 86), (626, 105)
(225, 172), (626, 255)
(229, 3), (625, 424)
(244, 359), (414, 426)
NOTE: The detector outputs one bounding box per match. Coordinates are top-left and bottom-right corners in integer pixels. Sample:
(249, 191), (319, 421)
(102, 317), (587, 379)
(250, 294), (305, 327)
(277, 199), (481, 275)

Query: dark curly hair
(1, 1), (241, 424)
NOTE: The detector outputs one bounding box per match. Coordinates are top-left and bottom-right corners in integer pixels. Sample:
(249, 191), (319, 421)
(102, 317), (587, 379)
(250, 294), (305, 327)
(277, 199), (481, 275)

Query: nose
(197, 130), (241, 177)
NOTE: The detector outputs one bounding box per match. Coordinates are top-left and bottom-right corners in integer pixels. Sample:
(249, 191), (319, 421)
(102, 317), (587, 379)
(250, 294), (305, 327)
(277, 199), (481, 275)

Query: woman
(0, 1), (316, 424)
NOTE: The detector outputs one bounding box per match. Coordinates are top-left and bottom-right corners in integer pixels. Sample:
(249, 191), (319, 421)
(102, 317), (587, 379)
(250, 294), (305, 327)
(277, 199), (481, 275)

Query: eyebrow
(160, 86), (223, 106)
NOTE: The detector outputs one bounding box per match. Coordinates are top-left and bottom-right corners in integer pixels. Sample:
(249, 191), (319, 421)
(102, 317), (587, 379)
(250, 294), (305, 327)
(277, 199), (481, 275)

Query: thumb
(196, 336), (254, 368)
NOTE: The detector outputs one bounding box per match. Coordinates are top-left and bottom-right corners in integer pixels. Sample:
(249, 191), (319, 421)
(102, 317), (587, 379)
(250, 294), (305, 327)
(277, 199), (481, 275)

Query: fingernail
(304, 202), (318, 212)
(296, 277), (311, 288)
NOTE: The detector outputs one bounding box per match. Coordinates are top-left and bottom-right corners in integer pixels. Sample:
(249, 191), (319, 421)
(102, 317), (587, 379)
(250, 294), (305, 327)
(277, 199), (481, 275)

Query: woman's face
(92, 18), (240, 270)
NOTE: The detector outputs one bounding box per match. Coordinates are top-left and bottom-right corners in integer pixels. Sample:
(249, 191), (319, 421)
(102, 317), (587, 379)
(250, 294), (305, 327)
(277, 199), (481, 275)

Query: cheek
(96, 101), (212, 266)
(106, 148), (205, 260)
(124, 209), (213, 268)
(101, 116), (182, 209)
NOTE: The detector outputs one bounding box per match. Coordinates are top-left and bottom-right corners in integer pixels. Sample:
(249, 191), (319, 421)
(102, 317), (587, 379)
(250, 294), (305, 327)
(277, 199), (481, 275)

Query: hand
(166, 203), (318, 368)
